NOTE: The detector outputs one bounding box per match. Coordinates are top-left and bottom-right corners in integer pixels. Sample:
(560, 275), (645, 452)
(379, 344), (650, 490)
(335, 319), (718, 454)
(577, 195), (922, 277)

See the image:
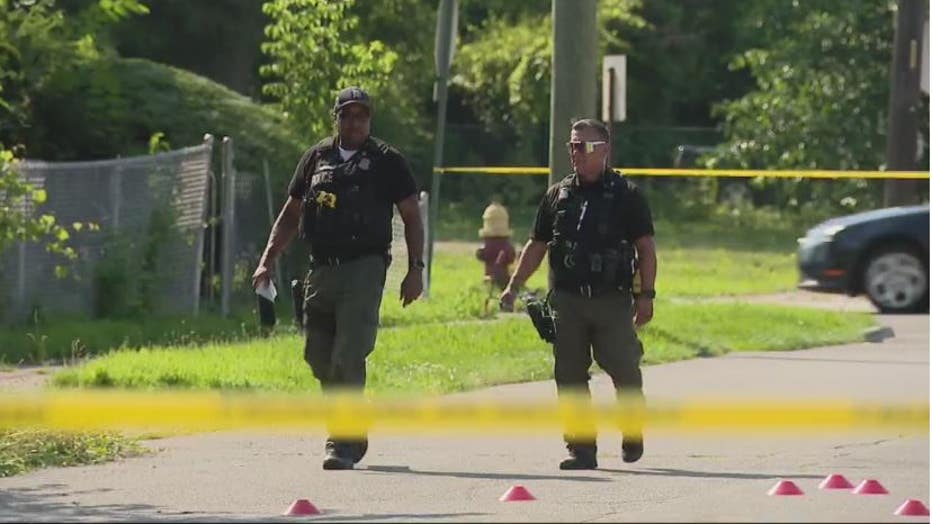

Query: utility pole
(427, 0), (457, 296)
(883, 0), (926, 206)
(549, 0), (598, 185)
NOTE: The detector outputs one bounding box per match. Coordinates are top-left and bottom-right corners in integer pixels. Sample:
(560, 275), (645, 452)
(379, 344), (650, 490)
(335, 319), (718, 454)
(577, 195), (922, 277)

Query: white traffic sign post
(602, 54), (626, 122)
(921, 19), (928, 95)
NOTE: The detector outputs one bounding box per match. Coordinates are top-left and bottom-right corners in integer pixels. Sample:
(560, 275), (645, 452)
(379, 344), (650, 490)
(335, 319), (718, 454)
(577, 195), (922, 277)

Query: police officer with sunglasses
(252, 87), (425, 470)
(500, 118), (657, 469)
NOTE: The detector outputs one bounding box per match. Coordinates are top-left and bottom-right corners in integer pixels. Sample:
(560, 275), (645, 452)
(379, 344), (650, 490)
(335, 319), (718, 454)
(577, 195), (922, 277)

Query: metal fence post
(206, 170), (218, 306)
(16, 240), (26, 316)
(192, 133), (215, 315)
(220, 137), (236, 317)
(109, 166), (122, 229)
(262, 159), (286, 300)
(419, 191), (431, 297)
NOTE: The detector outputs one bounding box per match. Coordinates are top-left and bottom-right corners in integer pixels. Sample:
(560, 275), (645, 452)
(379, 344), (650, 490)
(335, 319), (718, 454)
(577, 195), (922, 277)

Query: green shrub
(26, 57), (305, 190)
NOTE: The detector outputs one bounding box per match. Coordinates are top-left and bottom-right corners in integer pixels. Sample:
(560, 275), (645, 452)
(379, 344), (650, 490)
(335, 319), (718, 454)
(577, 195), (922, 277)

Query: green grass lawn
(659, 247), (797, 296)
(384, 237), (798, 324)
(52, 301), (873, 395)
(0, 236), (799, 364)
(0, 313), (266, 366)
(436, 197), (819, 251)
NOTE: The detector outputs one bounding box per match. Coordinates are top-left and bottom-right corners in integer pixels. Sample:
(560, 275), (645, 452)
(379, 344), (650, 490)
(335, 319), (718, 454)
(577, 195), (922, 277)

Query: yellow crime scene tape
(0, 391), (926, 437)
(433, 167), (930, 179)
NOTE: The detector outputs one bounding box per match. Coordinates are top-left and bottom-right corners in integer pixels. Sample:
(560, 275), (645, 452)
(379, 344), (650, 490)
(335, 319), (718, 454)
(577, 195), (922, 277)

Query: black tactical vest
(548, 172), (637, 295)
(298, 137), (393, 256)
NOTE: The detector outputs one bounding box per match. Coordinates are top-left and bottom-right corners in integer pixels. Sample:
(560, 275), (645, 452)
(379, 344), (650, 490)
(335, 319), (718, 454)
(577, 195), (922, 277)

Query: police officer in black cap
(253, 86), (425, 470)
(500, 118), (657, 470)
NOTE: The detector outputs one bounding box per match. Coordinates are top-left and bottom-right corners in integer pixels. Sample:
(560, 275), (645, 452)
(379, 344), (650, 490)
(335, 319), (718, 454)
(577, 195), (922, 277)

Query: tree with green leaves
(0, 0), (138, 270)
(450, 1), (644, 164)
(0, 0), (69, 148)
(453, 14), (551, 144)
(705, 0), (927, 211)
(0, 150), (83, 274)
(348, 0), (437, 172)
(107, 0), (267, 98)
(711, 0), (897, 171)
(106, 0), (438, 174)
(616, 0), (752, 127)
(260, 0), (400, 142)
(1, 0), (149, 151)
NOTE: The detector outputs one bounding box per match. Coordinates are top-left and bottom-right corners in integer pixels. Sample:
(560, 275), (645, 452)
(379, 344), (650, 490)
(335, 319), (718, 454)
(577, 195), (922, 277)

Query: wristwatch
(637, 289), (656, 299)
(409, 259), (426, 270)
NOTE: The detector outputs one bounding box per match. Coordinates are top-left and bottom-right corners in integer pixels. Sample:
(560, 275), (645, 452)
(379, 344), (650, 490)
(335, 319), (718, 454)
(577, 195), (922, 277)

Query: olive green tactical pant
(302, 254), (387, 388)
(550, 289), (645, 448)
(303, 254), (386, 461)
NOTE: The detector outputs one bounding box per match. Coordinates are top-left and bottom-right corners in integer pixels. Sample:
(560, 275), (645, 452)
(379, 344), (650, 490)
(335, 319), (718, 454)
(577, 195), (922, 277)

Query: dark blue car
(797, 205), (929, 313)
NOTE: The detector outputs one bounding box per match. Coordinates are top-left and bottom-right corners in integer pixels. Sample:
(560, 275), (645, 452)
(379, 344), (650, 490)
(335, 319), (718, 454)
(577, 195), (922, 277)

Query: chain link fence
(0, 137), (214, 322)
(1, 135), (430, 324)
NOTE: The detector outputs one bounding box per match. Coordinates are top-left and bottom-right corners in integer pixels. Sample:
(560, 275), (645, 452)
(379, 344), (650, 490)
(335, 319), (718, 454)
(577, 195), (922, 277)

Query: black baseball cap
(333, 86), (372, 114)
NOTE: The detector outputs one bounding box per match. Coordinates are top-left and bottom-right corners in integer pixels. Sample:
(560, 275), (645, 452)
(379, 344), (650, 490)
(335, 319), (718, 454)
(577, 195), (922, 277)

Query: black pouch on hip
(291, 279), (305, 329)
(523, 292), (556, 343)
(257, 295), (276, 329)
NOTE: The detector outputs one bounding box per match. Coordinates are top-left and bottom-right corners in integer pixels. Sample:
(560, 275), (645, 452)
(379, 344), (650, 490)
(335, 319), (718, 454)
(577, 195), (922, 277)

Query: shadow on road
(0, 485), (488, 523)
(299, 512), (490, 522)
(647, 326), (719, 358)
(1, 488), (159, 521)
(725, 354), (926, 366)
(598, 467), (824, 480)
(0, 486), (266, 522)
(364, 464), (609, 482)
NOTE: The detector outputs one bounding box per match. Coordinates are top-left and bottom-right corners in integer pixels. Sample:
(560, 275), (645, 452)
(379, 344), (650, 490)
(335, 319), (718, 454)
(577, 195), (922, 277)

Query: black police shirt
(287, 136), (417, 207)
(530, 172), (654, 244)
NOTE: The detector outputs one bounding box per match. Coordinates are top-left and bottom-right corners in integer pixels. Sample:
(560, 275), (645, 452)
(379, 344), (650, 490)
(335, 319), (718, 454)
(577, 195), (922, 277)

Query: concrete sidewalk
(0, 315), (927, 522)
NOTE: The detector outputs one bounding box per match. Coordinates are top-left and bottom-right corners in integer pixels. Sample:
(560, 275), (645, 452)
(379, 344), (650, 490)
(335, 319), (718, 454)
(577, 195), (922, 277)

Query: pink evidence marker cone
(819, 474), (854, 490)
(768, 479), (804, 496)
(500, 485), (536, 502)
(283, 499), (321, 516)
(853, 479), (889, 495)
(894, 499), (931, 517)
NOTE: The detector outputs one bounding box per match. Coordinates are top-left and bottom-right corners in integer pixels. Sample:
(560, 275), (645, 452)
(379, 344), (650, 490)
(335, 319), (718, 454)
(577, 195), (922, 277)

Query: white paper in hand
(256, 280), (277, 302)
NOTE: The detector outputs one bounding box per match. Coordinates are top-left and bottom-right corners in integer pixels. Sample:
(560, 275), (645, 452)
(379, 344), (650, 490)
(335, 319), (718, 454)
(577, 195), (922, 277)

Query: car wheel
(862, 244), (929, 314)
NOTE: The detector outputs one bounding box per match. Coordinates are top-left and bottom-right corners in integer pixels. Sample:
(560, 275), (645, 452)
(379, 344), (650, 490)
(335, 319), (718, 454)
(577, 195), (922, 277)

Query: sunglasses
(566, 141), (607, 154)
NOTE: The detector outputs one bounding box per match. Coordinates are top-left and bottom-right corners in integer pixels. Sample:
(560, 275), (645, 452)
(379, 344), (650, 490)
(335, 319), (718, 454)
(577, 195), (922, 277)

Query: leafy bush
(706, 0), (928, 211)
(26, 57), (305, 191)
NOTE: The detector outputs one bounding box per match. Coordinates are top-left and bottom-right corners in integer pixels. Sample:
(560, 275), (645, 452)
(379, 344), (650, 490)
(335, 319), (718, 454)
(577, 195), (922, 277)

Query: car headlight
(800, 223), (846, 244)
(819, 224), (846, 238)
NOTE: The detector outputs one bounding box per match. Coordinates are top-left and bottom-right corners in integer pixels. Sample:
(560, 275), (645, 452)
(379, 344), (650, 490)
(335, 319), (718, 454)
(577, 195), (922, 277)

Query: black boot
(348, 437), (368, 464)
(559, 443), (598, 470)
(622, 435), (643, 463)
(322, 440), (354, 470)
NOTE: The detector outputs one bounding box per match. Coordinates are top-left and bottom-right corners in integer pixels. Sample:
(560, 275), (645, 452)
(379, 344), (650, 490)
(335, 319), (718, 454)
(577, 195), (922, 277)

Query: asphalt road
(0, 312), (927, 522)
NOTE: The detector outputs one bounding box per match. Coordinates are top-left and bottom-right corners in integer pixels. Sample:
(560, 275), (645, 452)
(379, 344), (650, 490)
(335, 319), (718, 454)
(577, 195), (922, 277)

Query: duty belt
(310, 250), (383, 267)
(555, 282), (629, 298)
(312, 255), (354, 266)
